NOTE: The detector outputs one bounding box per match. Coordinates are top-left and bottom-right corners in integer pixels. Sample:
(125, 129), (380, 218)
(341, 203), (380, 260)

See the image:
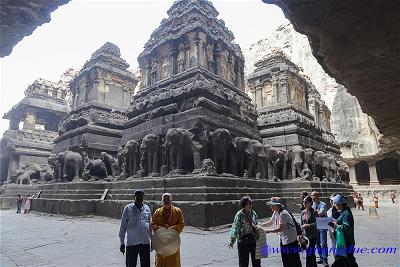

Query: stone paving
(1, 201), (399, 267)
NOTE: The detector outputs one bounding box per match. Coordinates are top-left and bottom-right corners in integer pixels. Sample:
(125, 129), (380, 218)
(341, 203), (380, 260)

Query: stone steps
(1, 176), (354, 228)
(106, 192), (278, 201)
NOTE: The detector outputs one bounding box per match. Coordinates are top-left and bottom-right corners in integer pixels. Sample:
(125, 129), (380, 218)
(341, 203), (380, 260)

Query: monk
(151, 193), (185, 267)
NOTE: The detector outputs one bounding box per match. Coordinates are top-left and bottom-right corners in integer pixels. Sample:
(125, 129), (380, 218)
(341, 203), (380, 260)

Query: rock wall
(243, 23), (381, 157)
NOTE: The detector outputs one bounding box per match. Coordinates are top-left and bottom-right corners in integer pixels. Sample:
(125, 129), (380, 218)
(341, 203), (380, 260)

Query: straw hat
(266, 197), (285, 207)
(152, 227), (180, 256)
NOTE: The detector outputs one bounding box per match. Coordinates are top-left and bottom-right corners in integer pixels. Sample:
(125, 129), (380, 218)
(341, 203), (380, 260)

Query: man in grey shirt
(119, 189), (152, 267)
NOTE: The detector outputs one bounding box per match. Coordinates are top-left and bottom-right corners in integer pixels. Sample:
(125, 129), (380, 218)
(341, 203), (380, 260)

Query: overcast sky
(0, 0), (288, 136)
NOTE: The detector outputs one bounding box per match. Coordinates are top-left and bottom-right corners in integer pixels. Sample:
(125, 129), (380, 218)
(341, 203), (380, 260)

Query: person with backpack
(228, 196), (261, 267)
(301, 196), (318, 267)
(260, 197), (302, 267)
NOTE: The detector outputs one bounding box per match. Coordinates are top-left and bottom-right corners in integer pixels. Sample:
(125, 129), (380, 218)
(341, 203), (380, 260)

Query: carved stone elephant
(210, 128), (232, 174)
(248, 140), (267, 179)
(82, 158), (108, 180)
(123, 140), (141, 178)
(63, 151), (84, 181)
(48, 153), (58, 181)
(337, 160), (349, 183)
(313, 151), (328, 180)
(140, 134), (160, 177)
(265, 145), (287, 181)
(326, 154), (337, 180)
(231, 137), (252, 177)
(164, 128), (194, 174)
(286, 145), (305, 179)
(56, 152), (65, 182)
(100, 152), (118, 177)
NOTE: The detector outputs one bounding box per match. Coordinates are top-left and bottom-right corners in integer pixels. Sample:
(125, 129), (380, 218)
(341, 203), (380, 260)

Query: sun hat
(266, 197), (284, 207)
(331, 194), (347, 204)
(152, 227), (180, 256)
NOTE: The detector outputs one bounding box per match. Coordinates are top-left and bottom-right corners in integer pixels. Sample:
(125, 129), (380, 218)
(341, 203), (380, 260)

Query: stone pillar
(194, 32), (200, 66)
(170, 46), (177, 75)
(369, 162), (379, 185)
(23, 111), (36, 130)
(235, 58), (241, 89)
(215, 43), (222, 76)
(349, 165), (358, 185)
(9, 117), (20, 130)
(185, 40), (190, 70)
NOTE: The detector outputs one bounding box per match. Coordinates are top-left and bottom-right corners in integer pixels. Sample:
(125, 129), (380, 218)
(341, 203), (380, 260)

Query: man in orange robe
(151, 193), (185, 267)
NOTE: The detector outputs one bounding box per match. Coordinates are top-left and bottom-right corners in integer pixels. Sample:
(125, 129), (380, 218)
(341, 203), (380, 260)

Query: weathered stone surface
(0, 0), (70, 57)
(261, 0), (400, 153)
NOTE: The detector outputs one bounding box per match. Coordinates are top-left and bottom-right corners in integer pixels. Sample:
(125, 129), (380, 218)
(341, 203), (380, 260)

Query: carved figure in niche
(231, 137), (252, 177)
(100, 152), (118, 177)
(177, 45), (186, 73)
(220, 51), (229, 80)
(164, 128), (194, 174)
(198, 158), (217, 176)
(265, 145), (287, 181)
(150, 60), (158, 85)
(82, 158), (108, 181)
(123, 140), (141, 178)
(227, 55), (235, 83)
(206, 43), (214, 72)
(160, 57), (170, 80)
(62, 151), (84, 182)
(247, 140), (267, 179)
(140, 134), (160, 177)
(286, 146), (305, 179)
(210, 128), (232, 174)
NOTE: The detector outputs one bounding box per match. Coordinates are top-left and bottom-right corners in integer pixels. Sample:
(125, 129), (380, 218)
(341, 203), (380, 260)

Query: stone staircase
(0, 176), (354, 228)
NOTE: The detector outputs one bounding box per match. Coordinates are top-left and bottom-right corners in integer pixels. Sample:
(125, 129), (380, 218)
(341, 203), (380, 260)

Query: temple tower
(53, 42), (139, 157)
(122, 0), (258, 144)
(247, 51), (340, 155)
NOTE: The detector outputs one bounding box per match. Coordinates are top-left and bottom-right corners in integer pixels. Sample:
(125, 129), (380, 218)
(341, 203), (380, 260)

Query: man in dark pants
(119, 189), (152, 267)
(16, 194), (23, 213)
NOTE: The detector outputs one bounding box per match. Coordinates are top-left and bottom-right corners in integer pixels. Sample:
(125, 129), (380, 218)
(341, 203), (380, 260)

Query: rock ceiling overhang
(262, 0), (400, 154)
(0, 0), (70, 57)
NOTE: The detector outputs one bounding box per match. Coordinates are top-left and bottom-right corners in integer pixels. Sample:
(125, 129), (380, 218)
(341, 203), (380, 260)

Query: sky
(0, 0), (288, 137)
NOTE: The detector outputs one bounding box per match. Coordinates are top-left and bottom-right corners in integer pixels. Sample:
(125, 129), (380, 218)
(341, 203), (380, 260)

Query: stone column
(23, 111), (36, 130)
(349, 165), (358, 185)
(235, 58), (241, 89)
(184, 39), (190, 70)
(215, 43), (222, 76)
(9, 117), (20, 130)
(170, 44), (177, 75)
(369, 162), (379, 185)
(194, 32), (200, 66)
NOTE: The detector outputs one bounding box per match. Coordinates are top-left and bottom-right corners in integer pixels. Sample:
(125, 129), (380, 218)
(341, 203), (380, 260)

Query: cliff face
(243, 23), (381, 157)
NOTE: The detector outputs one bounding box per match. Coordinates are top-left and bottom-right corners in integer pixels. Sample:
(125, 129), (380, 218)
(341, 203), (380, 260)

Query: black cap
(134, 189), (145, 196)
